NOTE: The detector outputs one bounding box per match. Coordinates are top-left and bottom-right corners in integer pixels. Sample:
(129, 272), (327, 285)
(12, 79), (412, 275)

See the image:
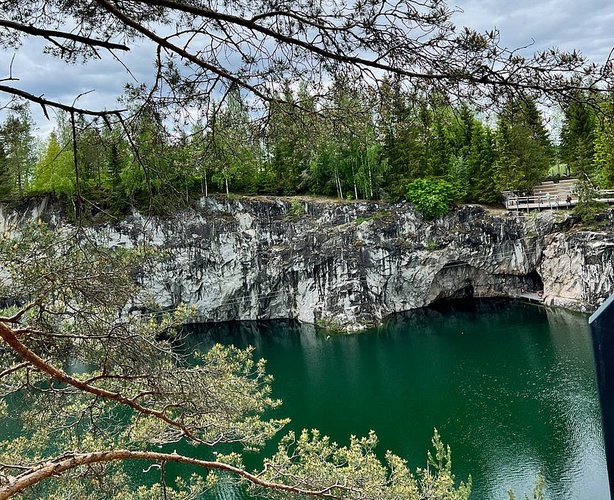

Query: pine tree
(467, 123), (498, 203)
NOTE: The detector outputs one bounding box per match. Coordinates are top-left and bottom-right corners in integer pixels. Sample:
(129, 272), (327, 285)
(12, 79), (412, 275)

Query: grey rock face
(3, 197), (614, 331)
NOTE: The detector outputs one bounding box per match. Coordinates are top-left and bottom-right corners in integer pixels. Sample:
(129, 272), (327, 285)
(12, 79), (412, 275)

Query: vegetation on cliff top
(1, 0), (613, 219)
(2, 88), (612, 222)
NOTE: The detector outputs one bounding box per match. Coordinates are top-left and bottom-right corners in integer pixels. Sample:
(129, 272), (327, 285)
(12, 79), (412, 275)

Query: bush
(573, 199), (608, 225)
(406, 178), (456, 219)
(572, 182), (608, 224)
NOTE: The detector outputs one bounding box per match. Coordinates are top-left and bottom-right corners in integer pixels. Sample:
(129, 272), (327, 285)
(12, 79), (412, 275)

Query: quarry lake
(186, 299), (609, 499)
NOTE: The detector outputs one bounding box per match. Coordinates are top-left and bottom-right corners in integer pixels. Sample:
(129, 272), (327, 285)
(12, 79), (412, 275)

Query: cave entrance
(427, 261), (476, 306)
(522, 270), (544, 293)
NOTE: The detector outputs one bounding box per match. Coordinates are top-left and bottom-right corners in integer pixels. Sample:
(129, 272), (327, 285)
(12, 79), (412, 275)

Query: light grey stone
(4, 197), (614, 332)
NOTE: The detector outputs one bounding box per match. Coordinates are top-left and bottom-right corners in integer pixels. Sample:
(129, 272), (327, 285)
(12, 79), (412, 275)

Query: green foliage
(572, 184), (608, 224)
(356, 210), (391, 225)
(30, 131), (76, 197)
(315, 317), (345, 334)
(4, 82), (595, 212)
(0, 223), (471, 500)
(252, 428), (470, 500)
(0, 103), (37, 199)
(356, 216), (373, 224)
(494, 96), (553, 193)
(0, 142), (11, 200)
(265, 82), (315, 195)
(406, 178), (457, 219)
(560, 92), (596, 179)
(594, 131), (614, 188)
(288, 199), (306, 220)
(508, 472), (547, 500)
(467, 124), (499, 203)
(207, 84), (261, 196)
(420, 429), (472, 500)
(0, 224), (281, 495)
(592, 93), (614, 189)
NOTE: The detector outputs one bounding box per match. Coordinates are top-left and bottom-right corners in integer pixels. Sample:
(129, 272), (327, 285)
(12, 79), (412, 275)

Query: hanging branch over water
(0, 447), (361, 500)
(0, 222), (471, 499)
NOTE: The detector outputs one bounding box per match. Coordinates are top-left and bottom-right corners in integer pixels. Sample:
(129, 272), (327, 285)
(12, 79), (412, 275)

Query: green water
(186, 299), (608, 500)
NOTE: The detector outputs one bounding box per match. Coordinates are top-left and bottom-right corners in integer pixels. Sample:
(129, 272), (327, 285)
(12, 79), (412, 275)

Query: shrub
(406, 178), (456, 220)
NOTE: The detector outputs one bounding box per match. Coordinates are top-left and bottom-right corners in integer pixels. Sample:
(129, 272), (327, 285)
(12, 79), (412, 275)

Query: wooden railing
(504, 194), (572, 211)
(504, 189), (614, 211)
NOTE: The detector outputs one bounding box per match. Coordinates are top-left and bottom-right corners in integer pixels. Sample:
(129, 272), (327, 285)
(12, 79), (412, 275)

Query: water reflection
(185, 299), (608, 500)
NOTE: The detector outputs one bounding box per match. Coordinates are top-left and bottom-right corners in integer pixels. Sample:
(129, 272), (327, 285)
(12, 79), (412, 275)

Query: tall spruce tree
(560, 92), (597, 180)
(467, 123), (498, 203)
(593, 93), (614, 188)
(494, 96), (553, 193)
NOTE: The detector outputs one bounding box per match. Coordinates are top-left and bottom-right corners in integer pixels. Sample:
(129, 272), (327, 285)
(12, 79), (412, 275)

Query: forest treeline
(1, 79), (613, 217)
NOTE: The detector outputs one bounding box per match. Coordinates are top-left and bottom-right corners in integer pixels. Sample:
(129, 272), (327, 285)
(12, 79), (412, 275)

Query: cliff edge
(2, 197), (613, 331)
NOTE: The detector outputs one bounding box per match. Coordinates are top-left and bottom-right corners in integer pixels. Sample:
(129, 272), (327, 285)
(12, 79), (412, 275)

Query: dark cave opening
(522, 270), (544, 293)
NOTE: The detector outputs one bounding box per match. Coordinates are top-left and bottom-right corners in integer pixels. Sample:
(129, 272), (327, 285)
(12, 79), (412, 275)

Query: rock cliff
(2, 197), (613, 331)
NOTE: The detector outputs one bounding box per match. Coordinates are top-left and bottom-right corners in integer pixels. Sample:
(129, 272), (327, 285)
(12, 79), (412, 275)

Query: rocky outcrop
(540, 229), (614, 311)
(2, 197), (613, 331)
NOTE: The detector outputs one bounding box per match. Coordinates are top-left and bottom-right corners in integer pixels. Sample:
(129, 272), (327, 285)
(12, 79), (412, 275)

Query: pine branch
(0, 19), (130, 52)
(0, 449), (347, 500)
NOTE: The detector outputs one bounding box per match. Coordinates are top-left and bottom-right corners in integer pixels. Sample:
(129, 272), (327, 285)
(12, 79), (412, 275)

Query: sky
(456, 0), (614, 64)
(1, 0), (613, 136)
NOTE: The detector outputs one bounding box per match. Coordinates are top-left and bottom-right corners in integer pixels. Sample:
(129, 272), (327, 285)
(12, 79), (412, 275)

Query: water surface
(187, 299), (608, 499)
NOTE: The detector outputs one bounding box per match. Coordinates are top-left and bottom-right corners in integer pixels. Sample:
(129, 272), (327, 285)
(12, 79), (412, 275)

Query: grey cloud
(2, 36), (158, 131)
(456, 0), (614, 63)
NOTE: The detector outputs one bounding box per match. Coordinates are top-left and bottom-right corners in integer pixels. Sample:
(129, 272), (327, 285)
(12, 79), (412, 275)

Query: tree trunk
(335, 171), (343, 199)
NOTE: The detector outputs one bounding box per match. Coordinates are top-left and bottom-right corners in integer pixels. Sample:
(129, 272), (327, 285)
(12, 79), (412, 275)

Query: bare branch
(1, 0), (611, 120)
(94, 0), (275, 102)
(0, 19), (130, 52)
(0, 85), (126, 119)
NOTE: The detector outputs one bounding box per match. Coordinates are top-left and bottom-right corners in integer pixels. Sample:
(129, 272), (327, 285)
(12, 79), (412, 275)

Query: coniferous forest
(2, 81), (613, 217)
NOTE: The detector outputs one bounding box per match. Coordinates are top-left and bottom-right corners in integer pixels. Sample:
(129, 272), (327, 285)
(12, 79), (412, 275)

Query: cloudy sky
(1, 0), (613, 135)
(456, 0), (613, 64)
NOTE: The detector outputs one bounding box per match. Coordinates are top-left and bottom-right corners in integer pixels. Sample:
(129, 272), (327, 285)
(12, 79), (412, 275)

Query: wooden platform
(504, 179), (614, 212)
